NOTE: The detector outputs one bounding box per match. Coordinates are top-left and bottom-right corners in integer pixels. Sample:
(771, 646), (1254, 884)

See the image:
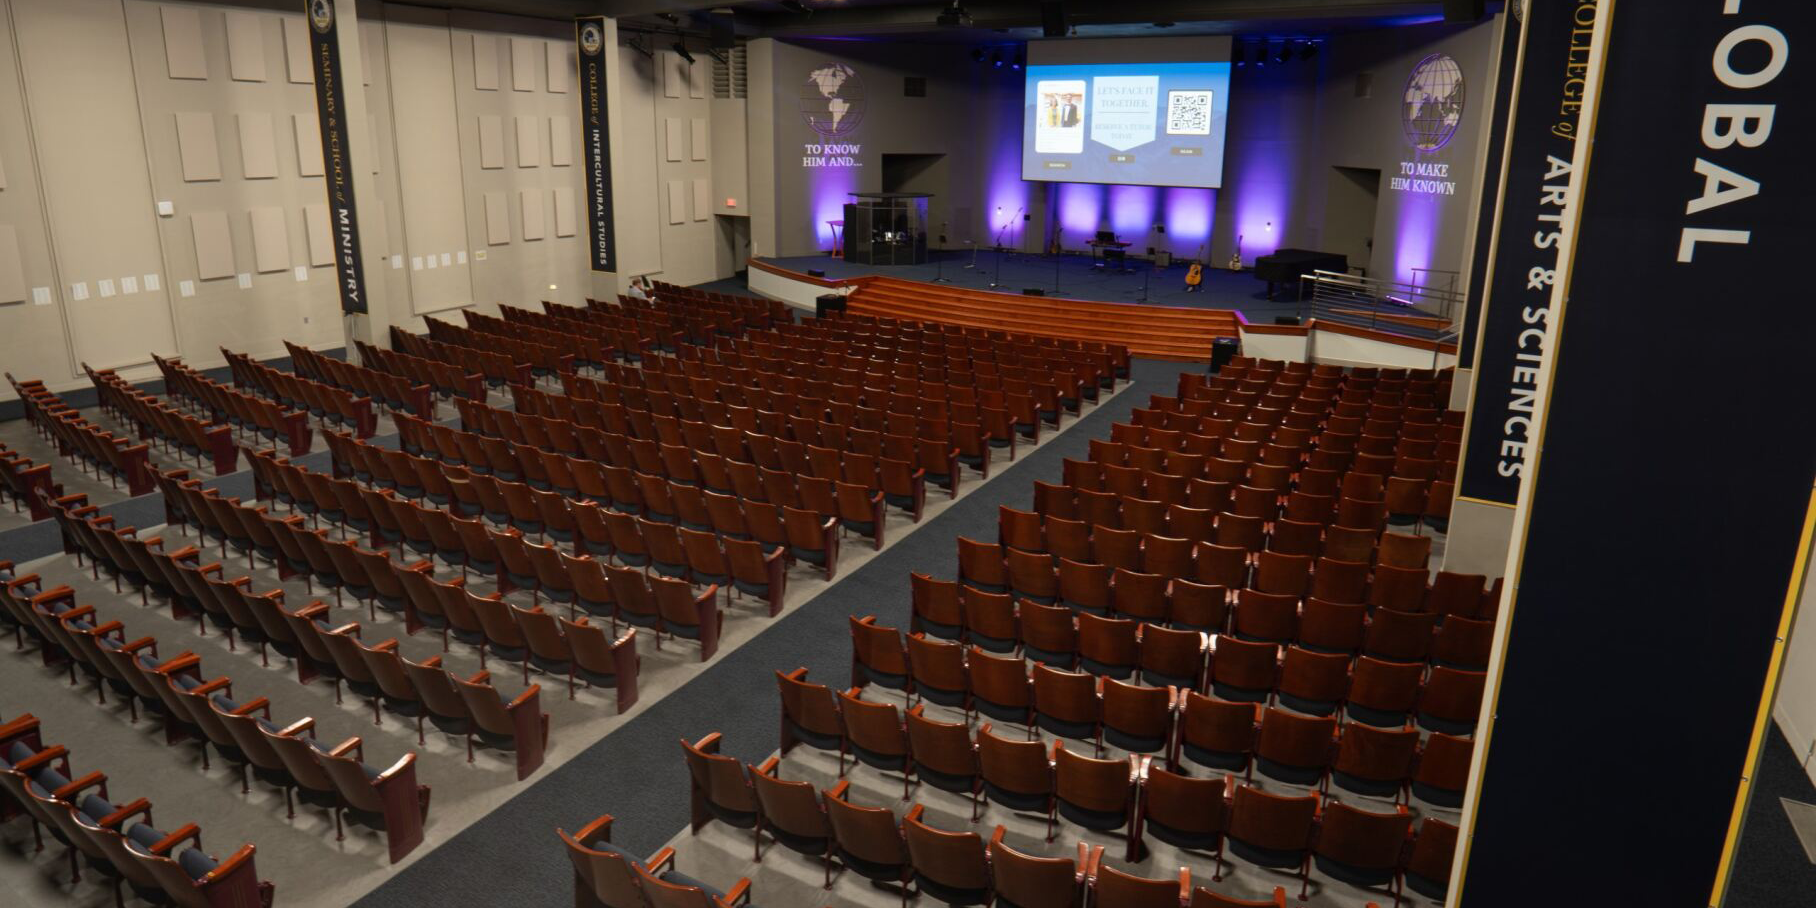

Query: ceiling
(576, 1), (1486, 44)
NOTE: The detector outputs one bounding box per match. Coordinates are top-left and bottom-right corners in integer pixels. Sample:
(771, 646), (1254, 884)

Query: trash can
(815, 293), (847, 319)
(1209, 336), (1240, 374)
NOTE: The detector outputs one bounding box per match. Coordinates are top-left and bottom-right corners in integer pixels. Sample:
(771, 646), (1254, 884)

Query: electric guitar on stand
(1229, 234), (1244, 271)
(1184, 243), (1206, 292)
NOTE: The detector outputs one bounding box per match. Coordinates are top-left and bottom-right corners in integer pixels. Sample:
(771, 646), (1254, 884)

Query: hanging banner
(304, 0), (368, 314)
(1453, 0), (1598, 506)
(1456, 9), (1522, 369)
(576, 16), (617, 273)
(1460, 1), (1816, 905)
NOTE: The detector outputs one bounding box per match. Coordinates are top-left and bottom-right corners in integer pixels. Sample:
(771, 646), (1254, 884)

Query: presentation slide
(1021, 59), (1231, 189)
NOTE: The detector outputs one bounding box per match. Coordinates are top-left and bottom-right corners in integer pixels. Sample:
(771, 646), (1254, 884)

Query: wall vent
(712, 46), (747, 99)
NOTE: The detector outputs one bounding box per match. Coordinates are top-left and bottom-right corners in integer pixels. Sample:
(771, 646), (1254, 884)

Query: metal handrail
(1295, 269), (1466, 334)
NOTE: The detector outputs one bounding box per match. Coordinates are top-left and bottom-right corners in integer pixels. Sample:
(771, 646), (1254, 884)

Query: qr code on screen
(1166, 90), (1214, 136)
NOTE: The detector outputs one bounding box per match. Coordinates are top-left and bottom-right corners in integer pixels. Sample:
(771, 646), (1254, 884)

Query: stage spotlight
(1012, 50), (1025, 69)
(1300, 40), (1318, 61)
(992, 51), (1003, 68)
(936, 2), (973, 28)
(971, 48), (985, 64)
(628, 34), (654, 60)
(1274, 42), (1291, 65)
(1253, 42), (1268, 66)
(672, 39), (695, 65)
(706, 46), (728, 65)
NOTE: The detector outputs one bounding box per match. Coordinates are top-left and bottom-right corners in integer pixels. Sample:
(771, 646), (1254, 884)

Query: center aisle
(351, 358), (1199, 908)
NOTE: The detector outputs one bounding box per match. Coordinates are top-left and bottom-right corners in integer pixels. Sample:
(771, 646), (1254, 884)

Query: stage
(747, 249), (1314, 323)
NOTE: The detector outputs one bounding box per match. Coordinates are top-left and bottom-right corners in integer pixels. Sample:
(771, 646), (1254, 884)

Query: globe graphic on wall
(1402, 53), (1465, 152)
(799, 63), (866, 138)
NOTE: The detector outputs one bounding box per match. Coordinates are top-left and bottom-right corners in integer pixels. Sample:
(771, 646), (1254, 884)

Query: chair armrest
(14, 745), (68, 775)
(232, 698), (272, 719)
(98, 798), (153, 830)
(371, 751), (417, 785)
(373, 638), (400, 654)
(694, 731), (723, 754)
(154, 652), (202, 675)
(756, 755), (780, 777)
(646, 846), (677, 874)
(151, 823), (202, 856)
(720, 877), (753, 907)
(328, 737), (363, 760)
(826, 780), (851, 801)
(121, 636), (158, 655)
(53, 771), (109, 800)
(572, 813), (614, 846)
(277, 717), (316, 738)
(505, 684), (542, 712)
(192, 677), (233, 698)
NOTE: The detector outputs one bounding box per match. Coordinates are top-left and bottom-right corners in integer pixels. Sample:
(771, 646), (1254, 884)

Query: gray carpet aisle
(348, 359), (1198, 908)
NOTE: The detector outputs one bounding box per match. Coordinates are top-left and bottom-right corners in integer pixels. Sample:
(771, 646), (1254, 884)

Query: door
(1323, 166), (1380, 277)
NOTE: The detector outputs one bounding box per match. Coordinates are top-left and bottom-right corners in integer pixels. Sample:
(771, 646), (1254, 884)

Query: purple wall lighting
(1162, 187), (1215, 247)
(810, 169), (859, 252)
(1107, 185), (1158, 243)
(1393, 192), (1438, 285)
(1056, 182), (1104, 245)
(986, 141), (1029, 244)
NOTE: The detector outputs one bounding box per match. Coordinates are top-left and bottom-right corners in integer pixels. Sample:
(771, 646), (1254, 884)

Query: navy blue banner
(305, 0), (368, 314)
(576, 17), (617, 273)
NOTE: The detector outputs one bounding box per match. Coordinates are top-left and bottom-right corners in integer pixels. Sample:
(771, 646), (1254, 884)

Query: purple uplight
(1107, 185), (1157, 242)
(1056, 183), (1104, 244)
(1162, 187), (1214, 247)
(1393, 193), (1437, 285)
(987, 139), (1029, 246)
(810, 169), (858, 251)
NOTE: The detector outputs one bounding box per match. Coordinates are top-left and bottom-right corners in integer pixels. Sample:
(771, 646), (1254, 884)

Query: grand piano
(1253, 249), (1348, 299)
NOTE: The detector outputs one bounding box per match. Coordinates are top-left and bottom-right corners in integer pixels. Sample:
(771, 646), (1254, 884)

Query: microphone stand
(930, 222), (952, 283)
(990, 216), (1011, 289)
(1052, 228), (1062, 295)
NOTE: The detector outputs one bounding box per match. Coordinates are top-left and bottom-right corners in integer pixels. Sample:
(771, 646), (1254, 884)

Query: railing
(1295, 269), (1465, 336)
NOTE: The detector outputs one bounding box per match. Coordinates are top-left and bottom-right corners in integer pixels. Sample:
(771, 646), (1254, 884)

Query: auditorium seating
(8, 372), (155, 497)
(0, 439), (57, 521)
(560, 813), (763, 908)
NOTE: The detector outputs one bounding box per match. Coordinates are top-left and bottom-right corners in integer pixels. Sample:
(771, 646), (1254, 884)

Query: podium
(842, 192), (930, 266)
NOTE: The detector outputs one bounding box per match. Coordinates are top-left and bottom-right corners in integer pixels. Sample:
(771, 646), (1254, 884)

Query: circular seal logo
(799, 63), (865, 139)
(1402, 53), (1465, 152)
(579, 23), (603, 57)
(308, 0), (334, 34)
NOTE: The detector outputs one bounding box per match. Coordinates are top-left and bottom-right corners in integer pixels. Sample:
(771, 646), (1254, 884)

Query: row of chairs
(769, 311), (1125, 383)
(457, 309), (607, 373)
(687, 726), (1454, 907)
(84, 363), (239, 479)
(150, 355), (312, 457)
(7, 372), (156, 497)
(285, 341), (435, 419)
(352, 338), (487, 403)
(1, 563), (435, 862)
(222, 348), (378, 439)
(0, 713), (276, 907)
(390, 325), (527, 388)
(0, 439), (57, 520)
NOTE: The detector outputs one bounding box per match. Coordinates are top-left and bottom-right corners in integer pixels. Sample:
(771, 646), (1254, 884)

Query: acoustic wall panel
(510, 38), (537, 91)
(175, 112), (221, 182)
(666, 181), (685, 225)
(237, 113), (278, 179)
(161, 7), (207, 80)
(547, 40), (570, 93)
(282, 17), (312, 83)
(691, 179), (709, 222)
(303, 204), (333, 266)
(0, 148), (7, 189)
(515, 116), (540, 168)
(663, 117), (683, 162)
(249, 207), (289, 273)
(473, 35), (499, 90)
(549, 116), (571, 167)
(663, 52), (684, 98)
(690, 118), (707, 162)
(224, 12), (267, 82)
(478, 115), (504, 169)
(292, 114), (323, 176)
(520, 190), (545, 241)
(689, 58), (708, 99)
(553, 188), (576, 238)
(190, 212), (234, 279)
(0, 225), (25, 304)
(483, 192), (509, 244)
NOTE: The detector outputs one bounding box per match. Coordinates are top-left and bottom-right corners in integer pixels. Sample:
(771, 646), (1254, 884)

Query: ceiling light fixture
(936, 2), (973, 28)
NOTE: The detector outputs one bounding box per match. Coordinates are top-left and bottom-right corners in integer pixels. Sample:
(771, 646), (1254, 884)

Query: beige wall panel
(478, 115), (504, 169)
(612, 45), (662, 277)
(549, 115), (571, 167)
(16, 0), (177, 369)
(248, 207), (289, 273)
(0, 225), (25, 304)
(483, 191), (509, 244)
(662, 51), (684, 98)
(386, 10), (474, 312)
(666, 181), (685, 225)
(304, 204), (333, 266)
(547, 40), (570, 93)
(553, 188), (576, 238)
(175, 111), (221, 181)
(510, 37), (537, 91)
(190, 211), (234, 279)
(689, 58), (708, 99)
(282, 17), (312, 83)
(515, 115), (540, 167)
(690, 178), (708, 222)
(224, 11), (267, 82)
(472, 34), (499, 90)
(0, 148), (7, 190)
(161, 6), (207, 80)
(292, 113), (323, 176)
(664, 117), (683, 162)
(520, 190), (545, 241)
(689, 117), (707, 162)
(238, 112), (278, 179)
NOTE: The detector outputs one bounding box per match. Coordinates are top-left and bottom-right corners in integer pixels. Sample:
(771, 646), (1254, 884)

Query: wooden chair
(1090, 862), (1192, 908)
(903, 807), (992, 906)
(1226, 784), (1319, 900)
(1313, 801), (1414, 906)
(1402, 817), (1458, 900)
(976, 723), (1054, 825)
(989, 826), (1092, 908)
(1135, 765), (1228, 867)
(558, 813), (677, 908)
(681, 732), (760, 850)
(1175, 692), (1258, 776)
(823, 783), (912, 900)
(904, 706), (982, 817)
(453, 670), (548, 780)
(777, 667), (844, 758)
(836, 690), (912, 798)
(313, 737), (431, 863)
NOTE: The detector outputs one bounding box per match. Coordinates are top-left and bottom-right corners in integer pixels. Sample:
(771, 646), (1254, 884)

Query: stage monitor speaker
(1443, 0), (1484, 22)
(1274, 316), (1301, 326)
(1023, 288), (1045, 297)
(807, 268), (827, 278)
(1041, 1), (1067, 38)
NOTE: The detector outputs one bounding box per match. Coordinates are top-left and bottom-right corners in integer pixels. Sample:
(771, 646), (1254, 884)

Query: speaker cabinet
(1022, 288), (1046, 297)
(1041, 1), (1067, 38)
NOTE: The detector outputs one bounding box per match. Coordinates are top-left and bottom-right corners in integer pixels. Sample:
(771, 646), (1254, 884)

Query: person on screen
(1045, 96), (1059, 127)
(1061, 96), (1080, 128)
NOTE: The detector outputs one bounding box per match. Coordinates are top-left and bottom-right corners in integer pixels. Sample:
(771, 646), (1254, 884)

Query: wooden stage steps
(848, 276), (1238, 361)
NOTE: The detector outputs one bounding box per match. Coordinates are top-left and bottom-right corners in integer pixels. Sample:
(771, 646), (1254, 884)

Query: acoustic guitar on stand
(1229, 234), (1244, 271)
(1183, 243), (1206, 292)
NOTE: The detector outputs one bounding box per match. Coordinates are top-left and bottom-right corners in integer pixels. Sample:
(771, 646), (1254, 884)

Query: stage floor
(752, 250), (1314, 321)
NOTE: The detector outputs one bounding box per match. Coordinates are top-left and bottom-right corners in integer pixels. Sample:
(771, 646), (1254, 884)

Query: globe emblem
(800, 63), (865, 139)
(1402, 53), (1465, 152)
